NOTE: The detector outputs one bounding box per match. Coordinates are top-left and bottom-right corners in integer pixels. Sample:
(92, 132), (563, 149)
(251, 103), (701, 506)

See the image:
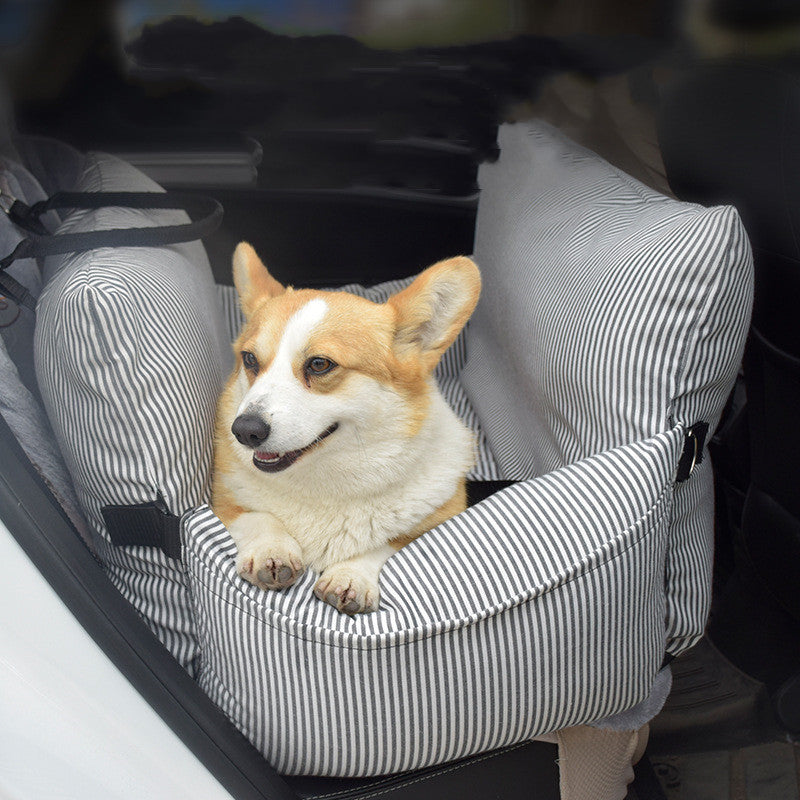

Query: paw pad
(238, 554), (305, 591)
(314, 574), (379, 615)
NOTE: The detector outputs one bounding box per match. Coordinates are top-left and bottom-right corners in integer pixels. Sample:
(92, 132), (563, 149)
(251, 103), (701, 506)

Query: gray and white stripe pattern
(461, 121), (753, 656)
(183, 426), (684, 776)
(34, 151), (233, 672)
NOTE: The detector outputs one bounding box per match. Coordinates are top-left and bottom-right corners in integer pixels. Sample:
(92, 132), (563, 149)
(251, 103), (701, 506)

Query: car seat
(658, 55), (800, 732)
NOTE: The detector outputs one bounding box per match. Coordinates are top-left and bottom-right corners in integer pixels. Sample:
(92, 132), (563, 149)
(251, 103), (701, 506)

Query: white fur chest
(223, 389), (473, 571)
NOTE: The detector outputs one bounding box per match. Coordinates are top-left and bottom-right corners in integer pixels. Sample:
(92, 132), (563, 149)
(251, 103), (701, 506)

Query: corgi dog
(211, 243), (481, 614)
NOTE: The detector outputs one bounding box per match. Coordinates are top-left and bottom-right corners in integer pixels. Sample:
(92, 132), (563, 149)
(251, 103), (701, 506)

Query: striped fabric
(462, 121), (754, 656)
(215, 281), (501, 480)
(184, 426), (684, 776)
(34, 151), (233, 673)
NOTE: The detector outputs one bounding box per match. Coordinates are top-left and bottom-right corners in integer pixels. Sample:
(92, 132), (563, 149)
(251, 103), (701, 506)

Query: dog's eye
(305, 356), (336, 376)
(241, 351), (259, 373)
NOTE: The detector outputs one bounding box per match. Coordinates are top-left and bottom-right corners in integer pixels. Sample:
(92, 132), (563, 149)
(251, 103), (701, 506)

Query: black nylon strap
(12, 190), (222, 229)
(102, 497), (183, 561)
(0, 269), (35, 310)
(1, 190), (223, 310)
(7, 199), (49, 235)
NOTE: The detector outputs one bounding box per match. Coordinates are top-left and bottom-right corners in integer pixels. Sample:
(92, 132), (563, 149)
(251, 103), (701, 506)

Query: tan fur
(389, 479), (467, 550)
(232, 242), (284, 315)
(388, 256), (482, 370)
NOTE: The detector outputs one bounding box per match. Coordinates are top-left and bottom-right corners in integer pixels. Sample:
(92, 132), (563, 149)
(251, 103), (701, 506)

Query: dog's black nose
(232, 414), (270, 448)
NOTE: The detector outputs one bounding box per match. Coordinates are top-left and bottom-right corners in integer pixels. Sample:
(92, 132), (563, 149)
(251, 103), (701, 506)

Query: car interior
(1, 1), (799, 799)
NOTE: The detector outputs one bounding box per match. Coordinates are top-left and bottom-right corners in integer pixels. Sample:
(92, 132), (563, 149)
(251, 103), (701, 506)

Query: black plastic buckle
(102, 493), (183, 562)
(3, 194), (50, 236)
(676, 422), (709, 482)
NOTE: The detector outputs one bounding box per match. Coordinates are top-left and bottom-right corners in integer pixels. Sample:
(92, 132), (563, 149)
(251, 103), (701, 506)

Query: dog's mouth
(252, 423), (339, 473)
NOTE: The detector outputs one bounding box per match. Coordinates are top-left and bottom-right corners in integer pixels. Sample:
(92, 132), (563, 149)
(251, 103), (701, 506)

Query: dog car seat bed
(29, 121), (753, 777)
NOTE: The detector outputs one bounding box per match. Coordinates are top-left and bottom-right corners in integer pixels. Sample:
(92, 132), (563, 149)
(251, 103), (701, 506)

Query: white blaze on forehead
(238, 297), (329, 417)
(274, 297), (329, 364)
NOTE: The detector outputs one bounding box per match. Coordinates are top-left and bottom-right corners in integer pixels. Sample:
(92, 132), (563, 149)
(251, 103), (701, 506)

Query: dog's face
(221, 243), (480, 480)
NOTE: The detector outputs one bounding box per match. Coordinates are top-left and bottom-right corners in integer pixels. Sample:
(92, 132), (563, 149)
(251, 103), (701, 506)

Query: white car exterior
(0, 519), (235, 800)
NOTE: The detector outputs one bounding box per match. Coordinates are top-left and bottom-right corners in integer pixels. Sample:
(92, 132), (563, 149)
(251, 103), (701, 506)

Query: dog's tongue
(252, 448), (300, 473)
(255, 450), (282, 463)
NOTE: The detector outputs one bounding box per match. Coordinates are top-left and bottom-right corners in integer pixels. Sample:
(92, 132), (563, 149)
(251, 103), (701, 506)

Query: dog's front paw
(237, 545), (305, 591)
(314, 565), (380, 615)
(229, 511), (306, 592)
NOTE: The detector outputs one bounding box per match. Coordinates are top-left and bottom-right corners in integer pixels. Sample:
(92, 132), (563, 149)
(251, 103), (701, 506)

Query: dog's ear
(388, 256), (481, 367)
(232, 242), (285, 317)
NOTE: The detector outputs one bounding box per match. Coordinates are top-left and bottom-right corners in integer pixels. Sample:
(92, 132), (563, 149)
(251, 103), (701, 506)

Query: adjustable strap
(7, 190), (223, 241)
(0, 190), (223, 310)
(0, 270), (35, 312)
(102, 494), (183, 561)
